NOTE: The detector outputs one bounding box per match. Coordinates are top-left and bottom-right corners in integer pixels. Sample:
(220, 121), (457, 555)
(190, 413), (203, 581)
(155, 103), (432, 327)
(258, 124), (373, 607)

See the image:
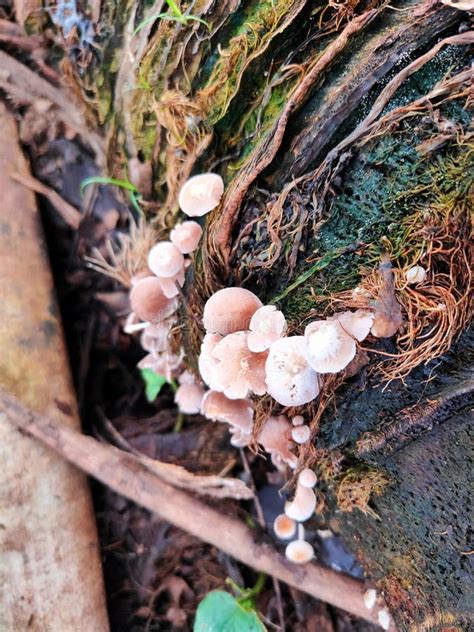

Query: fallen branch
(0, 387), (391, 628)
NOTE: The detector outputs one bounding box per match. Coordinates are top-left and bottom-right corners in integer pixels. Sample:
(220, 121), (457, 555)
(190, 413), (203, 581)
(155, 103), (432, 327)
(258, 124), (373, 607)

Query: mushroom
(174, 382), (205, 414)
(265, 336), (320, 406)
(247, 305), (287, 352)
(170, 221), (203, 254)
(140, 321), (172, 353)
(298, 468), (317, 489)
(292, 415), (304, 426)
(198, 333), (224, 390)
(130, 276), (177, 324)
(377, 608), (392, 631)
(285, 539), (314, 564)
(203, 287), (263, 335)
(148, 241), (184, 278)
(291, 425), (311, 444)
(210, 331), (267, 399)
(405, 265), (427, 285)
(363, 588), (377, 611)
(157, 266), (186, 298)
(138, 349), (183, 381)
(284, 480), (316, 522)
(178, 173), (224, 217)
(201, 390), (254, 440)
(334, 309), (374, 342)
(304, 320), (356, 374)
(257, 416), (296, 469)
(273, 514), (297, 540)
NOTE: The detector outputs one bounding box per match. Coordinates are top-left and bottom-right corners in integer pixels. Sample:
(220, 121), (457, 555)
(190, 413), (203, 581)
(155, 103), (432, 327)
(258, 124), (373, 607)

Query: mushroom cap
(200, 390), (254, 434)
(137, 350), (183, 381)
(248, 305), (287, 352)
(304, 320), (356, 373)
(291, 425), (311, 444)
(174, 382), (205, 414)
(203, 287), (263, 335)
(157, 265), (185, 298)
(140, 321), (172, 353)
(265, 336), (320, 406)
(292, 415), (304, 426)
(273, 514), (297, 540)
(405, 265), (427, 285)
(284, 484), (316, 522)
(257, 415), (296, 468)
(211, 331), (267, 399)
(148, 241), (184, 278)
(170, 221), (203, 254)
(377, 608), (391, 631)
(363, 588), (377, 611)
(130, 277), (177, 324)
(178, 173), (224, 217)
(298, 468), (317, 489)
(198, 333), (224, 390)
(285, 540), (314, 564)
(178, 369), (197, 385)
(334, 309), (374, 342)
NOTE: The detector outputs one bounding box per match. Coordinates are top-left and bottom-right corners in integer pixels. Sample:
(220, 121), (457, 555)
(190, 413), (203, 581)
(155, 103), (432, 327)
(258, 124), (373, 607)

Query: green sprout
(133, 0), (210, 36)
(80, 176), (142, 215)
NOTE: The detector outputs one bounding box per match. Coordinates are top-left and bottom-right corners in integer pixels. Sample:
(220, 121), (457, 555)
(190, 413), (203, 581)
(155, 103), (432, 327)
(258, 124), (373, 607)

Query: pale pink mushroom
(247, 305), (287, 352)
(273, 514), (297, 540)
(157, 265), (186, 298)
(285, 480), (317, 522)
(130, 276), (177, 324)
(178, 370), (197, 385)
(203, 287), (263, 335)
(211, 332), (267, 399)
(298, 468), (317, 489)
(305, 320), (356, 374)
(257, 416), (296, 469)
(138, 349), (183, 381)
(291, 425), (311, 444)
(123, 311), (149, 334)
(364, 589), (377, 611)
(174, 382), (205, 414)
(292, 415), (304, 426)
(140, 321), (171, 353)
(265, 336), (320, 406)
(333, 309), (374, 342)
(285, 539), (314, 564)
(170, 221), (203, 254)
(198, 333), (224, 390)
(178, 173), (224, 217)
(201, 391), (254, 446)
(148, 241), (184, 278)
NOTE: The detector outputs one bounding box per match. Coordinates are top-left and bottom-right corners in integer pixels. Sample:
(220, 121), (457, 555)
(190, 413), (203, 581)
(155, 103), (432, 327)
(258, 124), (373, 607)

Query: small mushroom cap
(273, 514), (297, 540)
(292, 415), (304, 426)
(285, 540), (314, 564)
(174, 382), (205, 414)
(363, 588), (377, 611)
(284, 484), (316, 522)
(138, 350), (183, 381)
(203, 287), (263, 335)
(198, 333), (224, 390)
(258, 415), (296, 468)
(405, 265), (427, 285)
(157, 265), (185, 298)
(200, 390), (254, 434)
(170, 221), (203, 254)
(377, 608), (392, 631)
(334, 309), (374, 342)
(130, 277), (177, 324)
(211, 331), (267, 399)
(291, 425), (311, 444)
(148, 241), (184, 278)
(248, 305), (287, 352)
(305, 320), (356, 373)
(178, 369), (197, 385)
(298, 468), (317, 488)
(265, 336), (320, 406)
(140, 321), (172, 353)
(178, 173), (224, 217)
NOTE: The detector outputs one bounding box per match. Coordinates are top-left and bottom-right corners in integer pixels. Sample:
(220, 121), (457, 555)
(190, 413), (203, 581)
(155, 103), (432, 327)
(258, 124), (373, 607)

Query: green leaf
(194, 591), (266, 632)
(140, 368), (167, 402)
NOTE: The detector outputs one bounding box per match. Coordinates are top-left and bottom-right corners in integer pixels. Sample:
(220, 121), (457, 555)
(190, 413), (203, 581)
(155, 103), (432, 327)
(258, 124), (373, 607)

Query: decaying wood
(0, 102), (108, 632)
(0, 388), (393, 629)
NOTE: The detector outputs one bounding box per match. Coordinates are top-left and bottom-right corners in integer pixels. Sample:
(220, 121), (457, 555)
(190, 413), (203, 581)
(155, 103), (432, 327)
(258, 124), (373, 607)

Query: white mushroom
(292, 415), (304, 426)
(265, 336), (320, 406)
(291, 425), (311, 444)
(405, 265), (427, 285)
(363, 588), (377, 611)
(174, 382), (205, 414)
(198, 333), (223, 390)
(298, 468), (317, 489)
(148, 241), (185, 278)
(377, 608), (392, 631)
(334, 309), (374, 342)
(178, 173), (224, 217)
(285, 539), (314, 564)
(304, 320), (356, 373)
(273, 514), (297, 540)
(170, 221), (203, 254)
(248, 305), (287, 352)
(284, 482), (316, 522)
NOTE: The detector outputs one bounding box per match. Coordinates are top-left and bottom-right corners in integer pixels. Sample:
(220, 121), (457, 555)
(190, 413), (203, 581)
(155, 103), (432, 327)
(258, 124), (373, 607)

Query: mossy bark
(58, 1), (473, 629)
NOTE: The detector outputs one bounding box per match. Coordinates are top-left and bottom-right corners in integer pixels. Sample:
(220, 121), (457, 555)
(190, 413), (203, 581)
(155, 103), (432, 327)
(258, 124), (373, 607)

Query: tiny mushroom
(363, 588), (377, 611)
(285, 480), (316, 522)
(377, 608), (392, 631)
(285, 539), (314, 564)
(334, 309), (374, 342)
(157, 266), (185, 299)
(292, 415), (304, 426)
(248, 305), (287, 352)
(201, 390), (254, 445)
(140, 321), (171, 353)
(257, 415), (296, 469)
(174, 381), (205, 414)
(130, 276), (177, 324)
(148, 241), (184, 278)
(170, 221), (203, 254)
(210, 331), (267, 399)
(138, 349), (183, 381)
(198, 333), (224, 390)
(178, 173), (224, 217)
(265, 336), (320, 406)
(405, 265), (427, 285)
(291, 425), (311, 444)
(305, 320), (356, 374)
(203, 287), (263, 335)
(273, 514), (297, 540)
(298, 468), (317, 489)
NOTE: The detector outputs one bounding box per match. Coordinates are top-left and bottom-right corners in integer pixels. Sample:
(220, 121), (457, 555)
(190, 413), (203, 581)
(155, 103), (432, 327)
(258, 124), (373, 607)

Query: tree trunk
(33, 1), (473, 630)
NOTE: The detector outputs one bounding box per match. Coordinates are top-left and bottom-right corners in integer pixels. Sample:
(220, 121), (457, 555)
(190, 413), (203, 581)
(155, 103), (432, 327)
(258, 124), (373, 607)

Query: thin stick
(0, 388), (390, 628)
